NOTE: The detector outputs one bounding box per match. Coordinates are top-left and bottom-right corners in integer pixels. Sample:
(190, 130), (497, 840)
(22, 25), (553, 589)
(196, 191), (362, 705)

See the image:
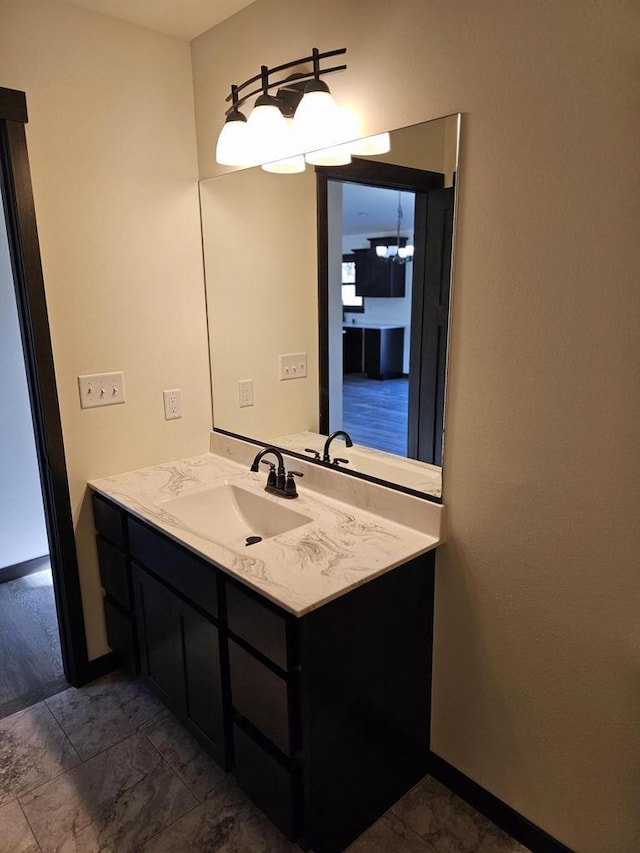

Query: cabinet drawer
(227, 582), (288, 670)
(229, 639), (292, 756)
(97, 536), (131, 610)
(233, 723), (297, 840)
(92, 494), (125, 548)
(128, 517), (218, 619)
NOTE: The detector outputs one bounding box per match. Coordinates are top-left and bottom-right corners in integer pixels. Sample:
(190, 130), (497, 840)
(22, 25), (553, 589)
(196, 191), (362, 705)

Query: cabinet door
(133, 564), (228, 767)
(103, 598), (138, 675)
(354, 249), (380, 296)
(133, 565), (186, 717)
(343, 327), (363, 374)
(354, 249), (405, 298)
(182, 604), (226, 765)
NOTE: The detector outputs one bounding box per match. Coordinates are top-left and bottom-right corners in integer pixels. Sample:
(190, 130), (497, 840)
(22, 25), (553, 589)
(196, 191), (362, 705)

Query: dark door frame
(0, 86), (106, 686)
(316, 159), (444, 466)
(408, 185), (454, 466)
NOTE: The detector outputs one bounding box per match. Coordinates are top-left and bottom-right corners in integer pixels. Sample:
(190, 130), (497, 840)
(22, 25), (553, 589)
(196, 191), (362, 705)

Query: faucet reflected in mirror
(200, 113), (460, 502)
(321, 430), (353, 464)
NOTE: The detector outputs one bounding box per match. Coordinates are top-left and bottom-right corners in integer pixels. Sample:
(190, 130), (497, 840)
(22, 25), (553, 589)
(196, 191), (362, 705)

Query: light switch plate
(279, 352), (307, 381)
(78, 372), (125, 409)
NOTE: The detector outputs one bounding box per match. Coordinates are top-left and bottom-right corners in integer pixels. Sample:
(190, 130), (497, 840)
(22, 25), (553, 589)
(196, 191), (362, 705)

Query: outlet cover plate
(238, 379), (253, 408)
(78, 372), (125, 409)
(163, 389), (182, 420)
(279, 352), (307, 381)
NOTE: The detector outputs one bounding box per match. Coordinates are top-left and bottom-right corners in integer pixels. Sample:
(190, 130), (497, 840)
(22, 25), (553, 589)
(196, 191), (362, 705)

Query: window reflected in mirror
(200, 114), (460, 501)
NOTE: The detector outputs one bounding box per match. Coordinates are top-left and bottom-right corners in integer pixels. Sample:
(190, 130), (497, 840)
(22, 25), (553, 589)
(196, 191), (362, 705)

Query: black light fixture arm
(224, 47), (347, 116)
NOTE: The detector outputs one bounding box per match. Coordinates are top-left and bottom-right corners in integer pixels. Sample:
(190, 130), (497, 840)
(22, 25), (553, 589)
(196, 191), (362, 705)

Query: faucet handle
(284, 470), (303, 498)
(304, 448), (321, 460)
(332, 457), (350, 467)
(260, 460), (277, 488)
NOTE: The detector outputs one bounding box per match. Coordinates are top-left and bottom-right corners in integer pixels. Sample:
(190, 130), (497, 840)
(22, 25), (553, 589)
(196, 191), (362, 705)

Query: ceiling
(61, 0), (256, 41)
(342, 184), (415, 237)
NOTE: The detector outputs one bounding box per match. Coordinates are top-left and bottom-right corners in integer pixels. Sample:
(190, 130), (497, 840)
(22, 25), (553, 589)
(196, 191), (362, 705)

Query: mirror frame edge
(207, 112), (464, 506)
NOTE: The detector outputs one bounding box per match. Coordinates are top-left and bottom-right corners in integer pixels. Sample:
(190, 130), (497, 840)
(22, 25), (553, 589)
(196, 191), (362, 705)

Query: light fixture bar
(223, 48), (347, 116)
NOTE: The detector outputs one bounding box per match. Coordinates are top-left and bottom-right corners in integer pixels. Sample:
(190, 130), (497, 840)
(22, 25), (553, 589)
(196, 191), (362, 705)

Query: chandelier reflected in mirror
(375, 192), (415, 264)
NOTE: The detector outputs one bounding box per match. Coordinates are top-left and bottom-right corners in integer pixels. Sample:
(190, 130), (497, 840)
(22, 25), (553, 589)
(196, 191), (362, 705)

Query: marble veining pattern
(89, 452), (442, 616)
(0, 799), (40, 852)
(139, 796), (299, 852)
(0, 702), (80, 808)
(144, 714), (236, 804)
(348, 814), (437, 852)
(389, 776), (530, 853)
(19, 732), (197, 852)
(44, 670), (168, 759)
(0, 672), (530, 853)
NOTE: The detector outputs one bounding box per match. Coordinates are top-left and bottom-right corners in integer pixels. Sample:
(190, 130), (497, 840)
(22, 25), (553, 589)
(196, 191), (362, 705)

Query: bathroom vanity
(90, 447), (443, 853)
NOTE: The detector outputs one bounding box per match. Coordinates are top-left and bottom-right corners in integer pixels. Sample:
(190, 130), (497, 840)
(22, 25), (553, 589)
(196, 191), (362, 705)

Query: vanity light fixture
(349, 132), (391, 157)
(246, 66), (292, 164)
(376, 192), (415, 263)
(215, 85), (251, 166)
(215, 48), (392, 172)
(293, 50), (351, 166)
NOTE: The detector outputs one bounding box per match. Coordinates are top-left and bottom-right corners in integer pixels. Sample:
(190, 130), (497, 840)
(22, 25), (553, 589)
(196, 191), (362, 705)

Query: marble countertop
(273, 431), (442, 498)
(89, 452), (442, 617)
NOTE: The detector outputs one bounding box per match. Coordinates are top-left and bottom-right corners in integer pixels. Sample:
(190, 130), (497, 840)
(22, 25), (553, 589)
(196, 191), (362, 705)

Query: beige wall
(200, 167), (319, 439)
(201, 113), (453, 443)
(0, 0), (212, 658)
(192, 2), (640, 851)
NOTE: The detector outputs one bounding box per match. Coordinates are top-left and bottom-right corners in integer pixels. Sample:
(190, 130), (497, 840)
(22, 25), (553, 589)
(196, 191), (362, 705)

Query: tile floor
(0, 671), (530, 852)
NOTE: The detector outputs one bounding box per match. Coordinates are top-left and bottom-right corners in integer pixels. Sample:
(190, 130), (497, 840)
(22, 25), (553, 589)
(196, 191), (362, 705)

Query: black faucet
(322, 430), (353, 464)
(250, 447), (303, 499)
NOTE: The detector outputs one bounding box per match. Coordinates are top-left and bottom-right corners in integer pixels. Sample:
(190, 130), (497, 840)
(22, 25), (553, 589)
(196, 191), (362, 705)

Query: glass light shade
(350, 132), (392, 157)
(293, 86), (345, 152)
(215, 113), (251, 166)
(246, 98), (291, 166)
(262, 155), (306, 174)
(262, 118), (305, 174)
(376, 245), (388, 258)
(305, 143), (352, 166)
(398, 244), (415, 260)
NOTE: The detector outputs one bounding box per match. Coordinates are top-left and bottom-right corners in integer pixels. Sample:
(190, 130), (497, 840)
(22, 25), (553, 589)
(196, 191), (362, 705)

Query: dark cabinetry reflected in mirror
(200, 114), (460, 500)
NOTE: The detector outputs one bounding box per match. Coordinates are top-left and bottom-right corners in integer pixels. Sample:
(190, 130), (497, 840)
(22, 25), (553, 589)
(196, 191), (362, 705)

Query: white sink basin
(160, 483), (312, 547)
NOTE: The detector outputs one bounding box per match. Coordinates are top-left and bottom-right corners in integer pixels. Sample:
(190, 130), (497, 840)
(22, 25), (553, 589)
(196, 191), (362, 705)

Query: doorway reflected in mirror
(336, 184), (415, 457)
(319, 156), (454, 469)
(200, 113), (460, 501)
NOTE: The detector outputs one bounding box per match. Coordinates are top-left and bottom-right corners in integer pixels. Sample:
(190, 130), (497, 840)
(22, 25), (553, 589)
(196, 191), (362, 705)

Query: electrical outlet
(238, 379), (254, 408)
(163, 389), (182, 420)
(278, 352), (308, 381)
(78, 372), (126, 409)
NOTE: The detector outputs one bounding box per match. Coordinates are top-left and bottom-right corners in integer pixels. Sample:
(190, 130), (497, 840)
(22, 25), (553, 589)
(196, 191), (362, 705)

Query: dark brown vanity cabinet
(132, 563), (226, 767)
(128, 517), (227, 769)
(93, 495), (227, 768)
(93, 494), (138, 676)
(92, 493), (435, 853)
(353, 239), (407, 298)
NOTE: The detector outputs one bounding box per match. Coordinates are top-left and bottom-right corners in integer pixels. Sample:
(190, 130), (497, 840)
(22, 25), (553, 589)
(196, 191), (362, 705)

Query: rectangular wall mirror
(200, 113), (460, 501)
